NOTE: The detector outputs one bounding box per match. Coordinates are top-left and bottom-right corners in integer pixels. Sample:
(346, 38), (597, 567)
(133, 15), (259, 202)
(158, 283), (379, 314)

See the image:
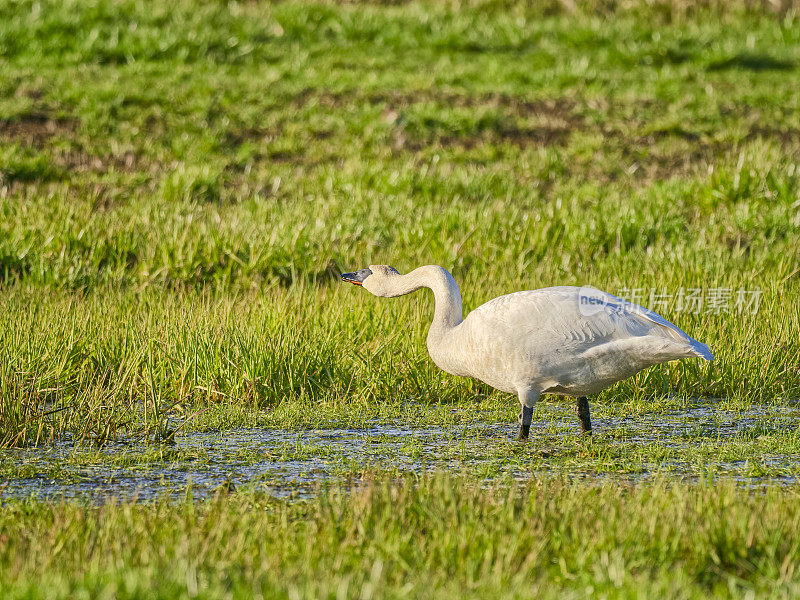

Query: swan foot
(575, 396), (592, 435)
(517, 424), (530, 441)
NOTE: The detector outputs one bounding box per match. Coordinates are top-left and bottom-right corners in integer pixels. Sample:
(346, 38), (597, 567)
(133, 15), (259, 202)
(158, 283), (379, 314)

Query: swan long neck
(388, 265), (463, 336)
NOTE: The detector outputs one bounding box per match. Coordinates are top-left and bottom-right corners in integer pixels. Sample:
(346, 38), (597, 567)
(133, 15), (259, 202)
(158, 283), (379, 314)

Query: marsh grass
(3, 1), (800, 596)
(1, 474), (800, 598)
(0, 1), (799, 446)
(0, 278), (797, 446)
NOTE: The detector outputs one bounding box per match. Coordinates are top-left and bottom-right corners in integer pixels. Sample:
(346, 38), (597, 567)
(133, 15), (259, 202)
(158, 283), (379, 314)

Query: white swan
(341, 265), (713, 440)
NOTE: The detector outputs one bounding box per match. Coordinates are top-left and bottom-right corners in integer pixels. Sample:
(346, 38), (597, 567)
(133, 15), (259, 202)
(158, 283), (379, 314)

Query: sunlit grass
(2, 1), (800, 596)
(0, 0), (798, 468)
(2, 475), (800, 598)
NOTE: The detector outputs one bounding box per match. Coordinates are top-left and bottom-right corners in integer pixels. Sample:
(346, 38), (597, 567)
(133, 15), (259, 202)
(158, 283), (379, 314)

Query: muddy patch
(1, 401), (798, 503)
(363, 91), (579, 122)
(272, 89), (800, 177)
(287, 88), (578, 117)
(53, 148), (149, 174)
(396, 125), (574, 152)
(0, 113), (79, 147)
(294, 89), (583, 151)
(0, 111), (158, 178)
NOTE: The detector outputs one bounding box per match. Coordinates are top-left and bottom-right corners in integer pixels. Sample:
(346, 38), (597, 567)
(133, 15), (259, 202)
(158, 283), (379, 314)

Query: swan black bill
(341, 268), (372, 286)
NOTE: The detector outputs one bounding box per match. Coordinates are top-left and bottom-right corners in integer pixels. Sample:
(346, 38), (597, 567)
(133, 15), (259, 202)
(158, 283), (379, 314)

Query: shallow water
(0, 426), (461, 503)
(1, 401), (799, 503)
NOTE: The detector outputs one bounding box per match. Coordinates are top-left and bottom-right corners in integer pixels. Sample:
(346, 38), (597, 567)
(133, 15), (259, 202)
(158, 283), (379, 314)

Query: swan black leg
(575, 396), (592, 434)
(518, 405), (533, 441)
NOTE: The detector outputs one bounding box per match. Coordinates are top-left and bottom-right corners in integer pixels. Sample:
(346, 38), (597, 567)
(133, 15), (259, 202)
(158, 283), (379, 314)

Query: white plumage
(341, 264), (712, 440)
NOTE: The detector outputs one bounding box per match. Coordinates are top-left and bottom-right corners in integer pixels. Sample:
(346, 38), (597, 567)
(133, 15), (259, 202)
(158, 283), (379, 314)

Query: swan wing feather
(468, 286), (713, 360)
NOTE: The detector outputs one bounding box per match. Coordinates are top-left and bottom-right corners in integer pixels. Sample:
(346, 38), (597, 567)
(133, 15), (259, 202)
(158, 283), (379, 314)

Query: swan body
(342, 265), (713, 439)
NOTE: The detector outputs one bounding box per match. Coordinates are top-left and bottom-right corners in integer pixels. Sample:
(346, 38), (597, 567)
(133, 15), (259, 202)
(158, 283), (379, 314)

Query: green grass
(1, 0), (800, 594)
(3, 475), (800, 599)
(0, 281), (796, 446)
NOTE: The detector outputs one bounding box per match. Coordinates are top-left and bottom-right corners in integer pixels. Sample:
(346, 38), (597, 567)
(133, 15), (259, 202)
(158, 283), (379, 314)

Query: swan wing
(468, 286), (713, 360)
(573, 287), (714, 360)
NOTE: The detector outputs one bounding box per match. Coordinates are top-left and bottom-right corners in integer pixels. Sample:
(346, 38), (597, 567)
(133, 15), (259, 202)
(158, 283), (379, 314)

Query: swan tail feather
(688, 339), (714, 361)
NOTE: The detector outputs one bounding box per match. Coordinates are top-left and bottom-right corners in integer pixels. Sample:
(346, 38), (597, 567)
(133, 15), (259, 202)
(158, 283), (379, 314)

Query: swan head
(341, 265), (400, 297)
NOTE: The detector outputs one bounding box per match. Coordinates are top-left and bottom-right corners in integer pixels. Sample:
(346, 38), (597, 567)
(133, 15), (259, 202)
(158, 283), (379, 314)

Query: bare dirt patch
(366, 90), (580, 121)
(53, 149), (149, 174)
(290, 88), (581, 122)
(0, 113), (79, 147)
(1, 112), (155, 177)
(286, 88), (584, 151)
(206, 89), (800, 181)
(744, 126), (800, 145)
(398, 123), (575, 152)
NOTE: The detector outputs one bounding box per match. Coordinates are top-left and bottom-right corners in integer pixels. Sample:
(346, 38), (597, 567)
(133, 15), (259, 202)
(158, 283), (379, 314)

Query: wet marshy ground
(1, 400), (799, 503)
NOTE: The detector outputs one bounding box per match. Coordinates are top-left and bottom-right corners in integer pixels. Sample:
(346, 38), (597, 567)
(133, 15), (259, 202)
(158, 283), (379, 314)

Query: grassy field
(3, 476), (800, 598)
(0, 0), (798, 445)
(1, 0), (800, 596)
